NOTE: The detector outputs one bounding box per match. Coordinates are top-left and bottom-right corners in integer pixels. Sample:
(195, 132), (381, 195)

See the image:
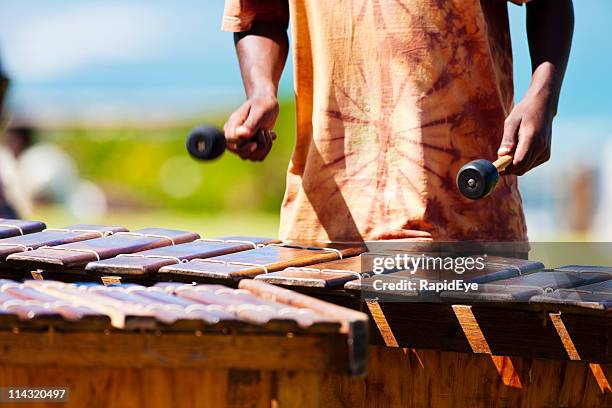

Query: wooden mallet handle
(493, 155), (513, 173)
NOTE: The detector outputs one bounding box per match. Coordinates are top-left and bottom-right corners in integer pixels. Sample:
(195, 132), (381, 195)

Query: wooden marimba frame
(0, 219), (610, 407)
(258, 257), (612, 408)
(0, 278), (368, 408)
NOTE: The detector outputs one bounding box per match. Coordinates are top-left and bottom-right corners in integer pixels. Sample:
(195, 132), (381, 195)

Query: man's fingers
(235, 105), (268, 141)
(223, 102), (251, 142)
(498, 116), (521, 156)
(233, 142), (257, 160)
(245, 131), (273, 162)
(507, 122), (540, 175)
(226, 129), (276, 161)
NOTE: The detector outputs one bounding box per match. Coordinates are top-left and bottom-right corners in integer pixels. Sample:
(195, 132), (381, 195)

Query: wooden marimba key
(0, 224), (127, 279)
(0, 278), (368, 407)
(5, 228), (199, 280)
(85, 236), (280, 283)
(0, 218), (46, 239)
(157, 243), (364, 283)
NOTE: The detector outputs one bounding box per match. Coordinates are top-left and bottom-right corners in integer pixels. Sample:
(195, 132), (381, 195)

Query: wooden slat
(238, 280), (369, 376)
(343, 256), (542, 297)
(0, 219), (45, 239)
(0, 330), (342, 372)
(256, 257), (364, 288)
(440, 271), (611, 303)
(0, 224), (127, 261)
(554, 265), (612, 274)
(530, 278), (612, 312)
(5, 279), (348, 336)
(321, 347), (612, 408)
(85, 237), (278, 277)
(531, 291), (612, 312)
(158, 244), (364, 282)
(6, 228), (199, 270)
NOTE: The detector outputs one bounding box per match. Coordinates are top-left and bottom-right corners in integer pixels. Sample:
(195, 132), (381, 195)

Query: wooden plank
(225, 369), (273, 408)
(575, 280), (612, 293)
(554, 265), (612, 274)
(239, 280), (369, 376)
(0, 219), (45, 239)
(0, 280), (111, 330)
(275, 371), (323, 408)
(6, 229), (199, 270)
(0, 224), (127, 261)
(342, 258), (541, 298)
(0, 330), (342, 372)
(158, 244), (364, 282)
(440, 271), (611, 303)
(172, 284), (340, 331)
(321, 347), (612, 408)
(85, 237), (278, 277)
(530, 279), (612, 312)
(306, 294), (612, 363)
(7, 280), (347, 335)
(256, 257), (364, 288)
(0, 366), (322, 408)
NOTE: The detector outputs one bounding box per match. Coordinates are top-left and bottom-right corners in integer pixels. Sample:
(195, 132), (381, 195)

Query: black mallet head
(186, 125), (226, 161)
(456, 159), (501, 200)
(456, 155), (513, 200)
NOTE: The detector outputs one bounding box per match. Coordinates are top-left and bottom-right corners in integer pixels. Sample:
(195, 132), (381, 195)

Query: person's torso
(280, 0), (527, 243)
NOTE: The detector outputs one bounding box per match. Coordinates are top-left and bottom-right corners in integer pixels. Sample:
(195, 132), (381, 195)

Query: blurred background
(0, 0), (610, 240)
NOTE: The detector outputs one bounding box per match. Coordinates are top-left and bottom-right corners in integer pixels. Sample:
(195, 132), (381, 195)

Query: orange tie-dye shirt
(223, 0), (531, 243)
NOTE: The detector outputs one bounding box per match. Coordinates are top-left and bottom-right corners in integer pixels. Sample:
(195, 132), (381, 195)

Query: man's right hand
(223, 95), (279, 161)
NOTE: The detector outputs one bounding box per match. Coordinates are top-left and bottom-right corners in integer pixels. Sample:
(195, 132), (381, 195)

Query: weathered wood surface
(0, 225), (127, 261)
(0, 331), (333, 408)
(0, 280), (351, 334)
(256, 256), (364, 288)
(264, 262), (612, 363)
(158, 244), (364, 281)
(0, 219), (46, 239)
(326, 298), (612, 363)
(0, 366), (324, 408)
(85, 237), (278, 277)
(345, 256), (545, 295)
(6, 229), (199, 270)
(531, 279), (612, 312)
(554, 265), (612, 274)
(321, 346), (611, 408)
(440, 270), (610, 302)
(0, 330), (342, 371)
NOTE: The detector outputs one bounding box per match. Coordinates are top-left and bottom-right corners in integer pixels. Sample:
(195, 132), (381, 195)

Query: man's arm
(223, 22), (289, 161)
(498, 0), (574, 175)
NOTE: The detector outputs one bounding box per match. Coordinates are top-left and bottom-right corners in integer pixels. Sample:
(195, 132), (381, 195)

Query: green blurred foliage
(40, 100), (296, 214)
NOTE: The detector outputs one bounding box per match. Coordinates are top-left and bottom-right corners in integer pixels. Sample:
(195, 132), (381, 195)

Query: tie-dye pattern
(223, 0), (530, 243)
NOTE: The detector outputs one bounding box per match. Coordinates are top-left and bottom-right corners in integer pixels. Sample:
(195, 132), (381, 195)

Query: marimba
(0, 278), (367, 407)
(0, 218), (610, 407)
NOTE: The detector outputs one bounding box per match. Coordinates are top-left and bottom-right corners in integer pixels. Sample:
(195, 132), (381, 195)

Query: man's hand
(225, 21), (288, 162)
(224, 95), (279, 161)
(497, 0), (573, 176)
(498, 82), (553, 176)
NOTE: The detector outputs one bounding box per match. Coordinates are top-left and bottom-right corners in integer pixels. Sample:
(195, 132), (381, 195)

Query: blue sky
(0, 1), (610, 121)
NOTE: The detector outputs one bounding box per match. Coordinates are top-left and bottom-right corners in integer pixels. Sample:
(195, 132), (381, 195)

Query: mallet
(456, 155), (513, 200)
(186, 125), (274, 161)
(185, 125), (227, 160)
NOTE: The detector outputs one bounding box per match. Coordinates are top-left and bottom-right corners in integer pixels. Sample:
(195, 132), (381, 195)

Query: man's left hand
(497, 86), (554, 176)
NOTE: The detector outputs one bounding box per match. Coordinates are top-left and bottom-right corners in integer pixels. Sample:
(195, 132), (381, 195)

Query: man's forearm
(234, 22), (289, 99)
(223, 21), (288, 161)
(526, 0), (574, 116)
